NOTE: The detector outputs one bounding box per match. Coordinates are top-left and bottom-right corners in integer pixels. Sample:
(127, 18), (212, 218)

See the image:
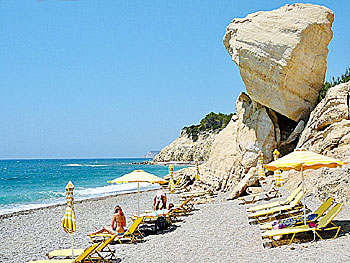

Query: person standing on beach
(89, 205), (126, 235)
(153, 190), (167, 210)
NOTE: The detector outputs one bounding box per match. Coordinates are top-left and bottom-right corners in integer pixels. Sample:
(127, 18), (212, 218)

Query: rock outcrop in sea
(157, 3), (350, 202)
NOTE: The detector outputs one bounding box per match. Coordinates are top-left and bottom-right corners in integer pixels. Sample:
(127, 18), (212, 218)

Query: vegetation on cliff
(183, 112), (234, 142)
(319, 67), (350, 100)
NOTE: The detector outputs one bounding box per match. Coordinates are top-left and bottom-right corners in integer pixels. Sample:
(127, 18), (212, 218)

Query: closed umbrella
(195, 160), (200, 181)
(257, 151), (266, 199)
(273, 149), (284, 188)
(108, 170), (167, 215)
(264, 149), (344, 224)
(168, 165), (175, 194)
(272, 149), (283, 205)
(168, 165), (175, 203)
(61, 181), (76, 259)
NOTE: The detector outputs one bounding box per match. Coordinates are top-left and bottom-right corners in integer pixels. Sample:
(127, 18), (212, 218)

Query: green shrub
(183, 112), (234, 142)
(319, 67), (350, 101)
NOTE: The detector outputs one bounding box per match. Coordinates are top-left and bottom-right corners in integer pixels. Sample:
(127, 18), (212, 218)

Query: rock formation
(283, 81), (350, 203)
(161, 4), (343, 202)
(297, 81), (350, 160)
(172, 89), (308, 194)
(223, 3), (334, 121)
(153, 129), (217, 162)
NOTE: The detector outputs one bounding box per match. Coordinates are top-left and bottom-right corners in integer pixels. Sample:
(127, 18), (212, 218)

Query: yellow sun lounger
(261, 203), (343, 247)
(171, 195), (197, 216)
(28, 242), (100, 263)
(135, 195), (196, 223)
(90, 216), (145, 244)
(238, 184), (279, 205)
(47, 234), (117, 262)
(247, 185), (302, 213)
(259, 197), (334, 230)
(248, 191), (304, 223)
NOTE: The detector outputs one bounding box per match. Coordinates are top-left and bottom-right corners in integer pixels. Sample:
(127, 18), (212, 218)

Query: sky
(1, 0), (349, 159)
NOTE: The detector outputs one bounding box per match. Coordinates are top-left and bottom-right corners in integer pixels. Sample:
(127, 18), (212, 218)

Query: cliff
(161, 4), (350, 203)
(153, 112), (233, 162)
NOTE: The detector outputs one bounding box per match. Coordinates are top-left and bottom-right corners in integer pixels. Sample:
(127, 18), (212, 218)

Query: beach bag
(155, 217), (169, 231)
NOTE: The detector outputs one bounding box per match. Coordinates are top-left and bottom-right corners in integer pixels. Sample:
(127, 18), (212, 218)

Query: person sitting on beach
(89, 205), (126, 236)
(138, 203), (175, 218)
(153, 190), (167, 210)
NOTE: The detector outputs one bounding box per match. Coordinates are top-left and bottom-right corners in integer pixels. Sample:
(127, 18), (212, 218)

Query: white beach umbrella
(108, 170), (167, 215)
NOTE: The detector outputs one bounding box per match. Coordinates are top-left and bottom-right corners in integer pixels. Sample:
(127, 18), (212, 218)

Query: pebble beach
(1, 189), (350, 263)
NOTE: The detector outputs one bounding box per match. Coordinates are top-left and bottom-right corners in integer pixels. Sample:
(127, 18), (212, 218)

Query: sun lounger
(133, 195), (196, 224)
(171, 195), (197, 215)
(47, 234), (117, 262)
(131, 209), (174, 226)
(259, 197), (334, 230)
(261, 203), (343, 247)
(248, 191), (304, 223)
(28, 242), (100, 263)
(90, 216), (145, 244)
(247, 185), (302, 213)
(238, 183), (279, 205)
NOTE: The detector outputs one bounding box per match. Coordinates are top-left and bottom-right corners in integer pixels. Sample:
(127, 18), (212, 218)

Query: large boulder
(223, 3), (334, 121)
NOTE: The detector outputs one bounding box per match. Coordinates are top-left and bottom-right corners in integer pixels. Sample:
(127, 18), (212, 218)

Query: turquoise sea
(0, 158), (182, 215)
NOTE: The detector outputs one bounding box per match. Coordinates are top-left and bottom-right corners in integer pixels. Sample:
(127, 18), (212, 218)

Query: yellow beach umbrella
(61, 181), (76, 259)
(108, 170), (167, 215)
(264, 149), (344, 224)
(195, 160), (200, 181)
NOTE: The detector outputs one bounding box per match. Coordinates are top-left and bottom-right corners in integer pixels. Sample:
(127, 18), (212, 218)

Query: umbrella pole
(138, 182), (140, 216)
(71, 232), (74, 259)
(278, 188), (281, 206)
(301, 165), (306, 225)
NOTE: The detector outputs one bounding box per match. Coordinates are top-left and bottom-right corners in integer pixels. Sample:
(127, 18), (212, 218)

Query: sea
(0, 158), (183, 215)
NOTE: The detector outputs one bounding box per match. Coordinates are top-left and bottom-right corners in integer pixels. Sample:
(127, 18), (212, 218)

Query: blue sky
(1, 0), (349, 159)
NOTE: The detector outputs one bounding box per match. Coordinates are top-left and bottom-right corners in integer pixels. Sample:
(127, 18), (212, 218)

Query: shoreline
(2, 189), (350, 262)
(0, 188), (158, 220)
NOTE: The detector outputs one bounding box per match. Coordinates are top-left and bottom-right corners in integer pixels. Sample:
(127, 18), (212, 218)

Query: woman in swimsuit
(89, 205), (126, 235)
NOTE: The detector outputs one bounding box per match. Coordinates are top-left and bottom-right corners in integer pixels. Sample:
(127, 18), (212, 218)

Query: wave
(75, 182), (160, 198)
(84, 165), (109, 167)
(64, 164), (109, 167)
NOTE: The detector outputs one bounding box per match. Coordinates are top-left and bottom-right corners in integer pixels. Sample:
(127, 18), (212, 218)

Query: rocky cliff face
(284, 81), (350, 203)
(153, 129), (217, 162)
(164, 4), (348, 203)
(174, 92), (302, 194)
(223, 3), (334, 121)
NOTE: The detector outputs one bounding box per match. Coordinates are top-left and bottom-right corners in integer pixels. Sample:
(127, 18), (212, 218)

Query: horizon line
(0, 157), (153, 161)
